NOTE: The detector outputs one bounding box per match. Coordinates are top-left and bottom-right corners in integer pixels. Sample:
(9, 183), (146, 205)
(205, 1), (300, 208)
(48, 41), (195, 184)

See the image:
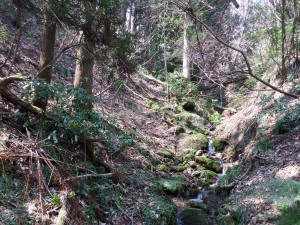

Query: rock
(212, 138), (228, 152)
(182, 101), (196, 111)
(195, 156), (222, 173)
(180, 208), (212, 225)
(169, 166), (178, 172)
(178, 164), (187, 172)
(191, 170), (201, 177)
(188, 202), (209, 213)
(188, 161), (197, 168)
(195, 150), (203, 156)
(168, 126), (185, 135)
(198, 169), (218, 185)
(159, 164), (169, 172)
(181, 133), (208, 151)
(157, 148), (175, 159)
(183, 151), (196, 160)
(158, 176), (187, 195)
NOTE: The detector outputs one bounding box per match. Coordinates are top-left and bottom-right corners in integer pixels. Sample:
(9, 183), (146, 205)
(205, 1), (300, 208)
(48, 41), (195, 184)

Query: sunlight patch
(275, 165), (300, 180)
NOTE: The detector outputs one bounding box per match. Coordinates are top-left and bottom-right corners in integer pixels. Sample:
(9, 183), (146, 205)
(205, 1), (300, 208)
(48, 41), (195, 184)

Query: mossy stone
(199, 169), (218, 185)
(157, 148), (175, 159)
(212, 138), (228, 152)
(159, 164), (169, 172)
(178, 164), (187, 172)
(188, 161), (197, 168)
(169, 166), (178, 172)
(188, 202), (209, 213)
(158, 176), (187, 195)
(180, 208), (212, 225)
(195, 156), (222, 173)
(182, 133), (208, 151)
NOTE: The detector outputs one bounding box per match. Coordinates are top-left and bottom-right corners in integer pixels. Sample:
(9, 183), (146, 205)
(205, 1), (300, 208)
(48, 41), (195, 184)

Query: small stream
(176, 138), (226, 225)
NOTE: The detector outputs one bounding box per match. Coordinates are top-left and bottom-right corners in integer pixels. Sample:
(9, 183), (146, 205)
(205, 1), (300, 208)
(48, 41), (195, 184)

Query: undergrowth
(218, 165), (241, 186)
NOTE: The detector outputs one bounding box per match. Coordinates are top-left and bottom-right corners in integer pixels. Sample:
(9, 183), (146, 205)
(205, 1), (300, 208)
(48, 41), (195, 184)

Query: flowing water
(176, 139), (225, 225)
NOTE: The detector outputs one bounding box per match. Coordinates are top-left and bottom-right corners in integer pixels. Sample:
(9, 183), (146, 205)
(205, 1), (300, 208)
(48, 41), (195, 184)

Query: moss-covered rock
(180, 208), (212, 225)
(188, 202), (209, 213)
(188, 161), (197, 168)
(159, 164), (169, 172)
(195, 156), (222, 173)
(158, 176), (187, 195)
(169, 166), (178, 172)
(199, 169), (218, 185)
(181, 133), (208, 151)
(157, 148), (175, 159)
(212, 138), (228, 152)
(178, 164), (188, 172)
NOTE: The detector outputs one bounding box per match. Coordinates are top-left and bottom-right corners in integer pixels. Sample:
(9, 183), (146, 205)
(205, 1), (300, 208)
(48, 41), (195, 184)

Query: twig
(115, 201), (134, 224)
(65, 173), (113, 181)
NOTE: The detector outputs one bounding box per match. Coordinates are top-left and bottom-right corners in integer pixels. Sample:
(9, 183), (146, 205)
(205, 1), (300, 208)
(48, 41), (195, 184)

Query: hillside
(1, 0), (300, 225)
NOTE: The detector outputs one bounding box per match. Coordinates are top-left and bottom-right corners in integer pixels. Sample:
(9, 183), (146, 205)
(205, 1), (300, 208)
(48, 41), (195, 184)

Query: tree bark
(32, 2), (56, 110)
(182, 10), (191, 81)
(281, 0), (287, 78)
(74, 31), (94, 108)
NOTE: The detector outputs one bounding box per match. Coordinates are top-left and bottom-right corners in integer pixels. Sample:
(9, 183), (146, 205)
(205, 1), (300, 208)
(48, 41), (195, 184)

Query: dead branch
(0, 76), (45, 115)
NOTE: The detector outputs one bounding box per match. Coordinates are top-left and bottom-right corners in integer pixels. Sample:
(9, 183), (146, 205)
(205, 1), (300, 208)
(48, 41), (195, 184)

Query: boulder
(180, 208), (212, 225)
(199, 169), (218, 185)
(196, 156), (222, 173)
(157, 148), (175, 159)
(159, 164), (169, 172)
(181, 133), (208, 151)
(212, 138), (228, 152)
(188, 202), (209, 213)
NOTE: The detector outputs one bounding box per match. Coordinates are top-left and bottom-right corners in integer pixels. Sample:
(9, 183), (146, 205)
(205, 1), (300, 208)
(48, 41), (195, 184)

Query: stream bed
(175, 139), (226, 225)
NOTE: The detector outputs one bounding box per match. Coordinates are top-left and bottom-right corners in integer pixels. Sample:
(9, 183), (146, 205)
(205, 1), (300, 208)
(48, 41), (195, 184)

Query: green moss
(157, 148), (175, 159)
(199, 169), (218, 185)
(159, 164), (169, 172)
(147, 99), (160, 111)
(158, 176), (187, 195)
(182, 133), (208, 151)
(141, 195), (176, 225)
(272, 112), (300, 134)
(178, 164), (187, 172)
(278, 206), (300, 225)
(195, 156), (222, 173)
(188, 202), (209, 213)
(180, 208), (212, 225)
(212, 138), (228, 152)
(255, 137), (272, 153)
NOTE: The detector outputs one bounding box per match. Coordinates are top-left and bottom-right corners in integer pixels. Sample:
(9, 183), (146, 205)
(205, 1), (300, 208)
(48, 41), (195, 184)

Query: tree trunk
(74, 31), (94, 108)
(281, 0), (287, 78)
(32, 2), (56, 110)
(182, 11), (191, 81)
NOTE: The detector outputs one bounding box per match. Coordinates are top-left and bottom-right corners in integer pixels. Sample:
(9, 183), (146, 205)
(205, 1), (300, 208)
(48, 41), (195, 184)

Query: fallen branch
(65, 173), (113, 181)
(0, 76), (45, 115)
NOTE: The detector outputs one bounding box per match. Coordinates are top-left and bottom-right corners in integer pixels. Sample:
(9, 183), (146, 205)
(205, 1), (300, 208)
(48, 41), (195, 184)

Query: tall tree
(32, 0), (56, 110)
(182, 1), (191, 81)
(74, 30), (94, 97)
